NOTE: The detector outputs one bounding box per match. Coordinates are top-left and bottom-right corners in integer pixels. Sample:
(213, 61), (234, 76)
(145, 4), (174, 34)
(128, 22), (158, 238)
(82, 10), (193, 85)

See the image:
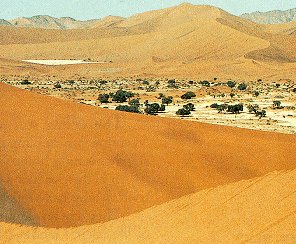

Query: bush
(144, 103), (163, 115)
(54, 83), (62, 89)
(20, 79), (31, 85)
(167, 79), (178, 89)
(210, 103), (219, 109)
(176, 108), (191, 116)
(115, 105), (140, 113)
(230, 93), (235, 98)
(183, 103), (195, 111)
(226, 81), (236, 88)
(227, 103), (244, 114)
(248, 104), (259, 114)
(112, 90), (134, 103)
(255, 110), (266, 118)
(254, 91), (260, 97)
(98, 93), (110, 103)
(292, 88), (296, 93)
(162, 96), (173, 105)
(181, 91), (196, 100)
(128, 98), (140, 107)
(200, 80), (210, 87)
(146, 85), (157, 92)
(238, 83), (247, 90)
(159, 104), (166, 112)
(158, 93), (165, 99)
(142, 80), (149, 85)
(273, 100), (282, 109)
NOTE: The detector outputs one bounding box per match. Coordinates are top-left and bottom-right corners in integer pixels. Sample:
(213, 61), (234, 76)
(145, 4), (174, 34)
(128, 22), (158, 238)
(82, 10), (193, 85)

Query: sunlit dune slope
(0, 4), (295, 78)
(0, 4), (269, 63)
(1, 170), (296, 243)
(0, 82), (296, 228)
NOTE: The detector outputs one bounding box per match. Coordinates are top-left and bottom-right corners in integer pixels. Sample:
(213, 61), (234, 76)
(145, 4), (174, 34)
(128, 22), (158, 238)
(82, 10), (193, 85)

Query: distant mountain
(0, 19), (12, 26)
(0, 15), (124, 29)
(241, 8), (296, 24)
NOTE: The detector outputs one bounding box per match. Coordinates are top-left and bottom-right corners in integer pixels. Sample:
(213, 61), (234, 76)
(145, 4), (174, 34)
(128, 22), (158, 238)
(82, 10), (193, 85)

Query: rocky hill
(0, 15), (123, 29)
(241, 8), (296, 24)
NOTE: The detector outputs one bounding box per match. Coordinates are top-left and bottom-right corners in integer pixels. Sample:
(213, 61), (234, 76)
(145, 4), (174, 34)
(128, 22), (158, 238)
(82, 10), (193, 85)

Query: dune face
(0, 182), (38, 226)
(0, 82), (296, 228)
(0, 4), (295, 79)
(1, 169), (296, 243)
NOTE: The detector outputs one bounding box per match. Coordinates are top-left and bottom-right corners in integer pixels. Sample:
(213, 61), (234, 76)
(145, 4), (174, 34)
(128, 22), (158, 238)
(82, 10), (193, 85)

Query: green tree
(129, 98), (140, 107)
(115, 105), (140, 113)
(98, 93), (110, 103)
(273, 100), (282, 109)
(176, 108), (191, 116)
(226, 81), (236, 88)
(238, 83), (247, 90)
(183, 103), (195, 111)
(181, 91), (196, 100)
(162, 96), (173, 105)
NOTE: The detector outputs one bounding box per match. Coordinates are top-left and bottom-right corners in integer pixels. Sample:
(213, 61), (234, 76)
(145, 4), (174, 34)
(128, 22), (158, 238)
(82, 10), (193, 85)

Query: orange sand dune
(1, 169), (296, 243)
(0, 4), (295, 79)
(0, 82), (296, 228)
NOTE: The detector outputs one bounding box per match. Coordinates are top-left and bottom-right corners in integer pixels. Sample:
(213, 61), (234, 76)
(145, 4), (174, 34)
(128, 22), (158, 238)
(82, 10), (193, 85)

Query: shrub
(248, 104), (259, 114)
(227, 103), (244, 114)
(115, 105), (140, 113)
(98, 93), (110, 103)
(200, 80), (210, 87)
(217, 104), (228, 113)
(159, 104), (166, 112)
(142, 80), (149, 85)
(181, 91), (196, 100)
(129, 98), (140, 107)
(183, 103), (195, 111)
(273, 100), (282, 109)
(146, 85), (157, 92)
(20, 79), (31, 85)
(176, 108), (191, 116)
(158, 93), (165, 99)
(226, 81), (236, 88)
(255, 110), (266, 118)
(210, 103), (219, 109)
(238, 83), (247, 90)
(144, 103), (163, 115)
(292, 88), (296, 93)
(254, 91), (260, 97)
(230, 93), (235, 98)
(112, 90), (134, 103)
(162, 96), (173, 105)
(54, 83), (62, 89)
(167, 79), (178, 89)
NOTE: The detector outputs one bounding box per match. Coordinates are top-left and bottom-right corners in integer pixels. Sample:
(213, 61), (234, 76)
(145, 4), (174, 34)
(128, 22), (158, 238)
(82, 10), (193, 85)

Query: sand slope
(1, 82), (296, 228)
(0, 4), (296, 79)
(1, 169), (296, 243)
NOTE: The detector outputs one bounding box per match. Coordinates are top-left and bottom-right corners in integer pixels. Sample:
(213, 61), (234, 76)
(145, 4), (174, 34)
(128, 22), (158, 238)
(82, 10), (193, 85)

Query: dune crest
(1, 169), (296, 243)
(0, 82), (296, 228)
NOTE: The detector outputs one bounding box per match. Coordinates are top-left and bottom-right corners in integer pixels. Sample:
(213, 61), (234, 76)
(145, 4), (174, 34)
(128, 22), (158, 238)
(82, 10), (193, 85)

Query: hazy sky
(1, 0), (296, 20)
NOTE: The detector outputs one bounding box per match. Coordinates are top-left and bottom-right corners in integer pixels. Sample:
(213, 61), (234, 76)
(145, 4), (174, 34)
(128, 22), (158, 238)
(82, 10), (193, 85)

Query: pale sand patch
(22, 60), (107, 66)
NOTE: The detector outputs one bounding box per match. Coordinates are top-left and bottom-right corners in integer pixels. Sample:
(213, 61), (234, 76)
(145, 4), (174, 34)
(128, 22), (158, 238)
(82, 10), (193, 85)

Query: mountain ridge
(241, 8), (296, 24)
(0, 15), (124, 29)
(1, 5), (296, 29)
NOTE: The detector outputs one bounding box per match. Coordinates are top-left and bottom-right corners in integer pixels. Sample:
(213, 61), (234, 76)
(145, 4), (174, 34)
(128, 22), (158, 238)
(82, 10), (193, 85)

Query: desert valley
(0, 2), (296, 243)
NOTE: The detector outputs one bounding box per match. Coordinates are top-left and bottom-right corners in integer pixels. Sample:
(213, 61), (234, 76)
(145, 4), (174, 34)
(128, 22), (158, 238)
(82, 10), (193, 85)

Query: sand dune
(1, 169), (295, 243)
(0, 82), (296, 228)
(0, 3), (295, 79)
